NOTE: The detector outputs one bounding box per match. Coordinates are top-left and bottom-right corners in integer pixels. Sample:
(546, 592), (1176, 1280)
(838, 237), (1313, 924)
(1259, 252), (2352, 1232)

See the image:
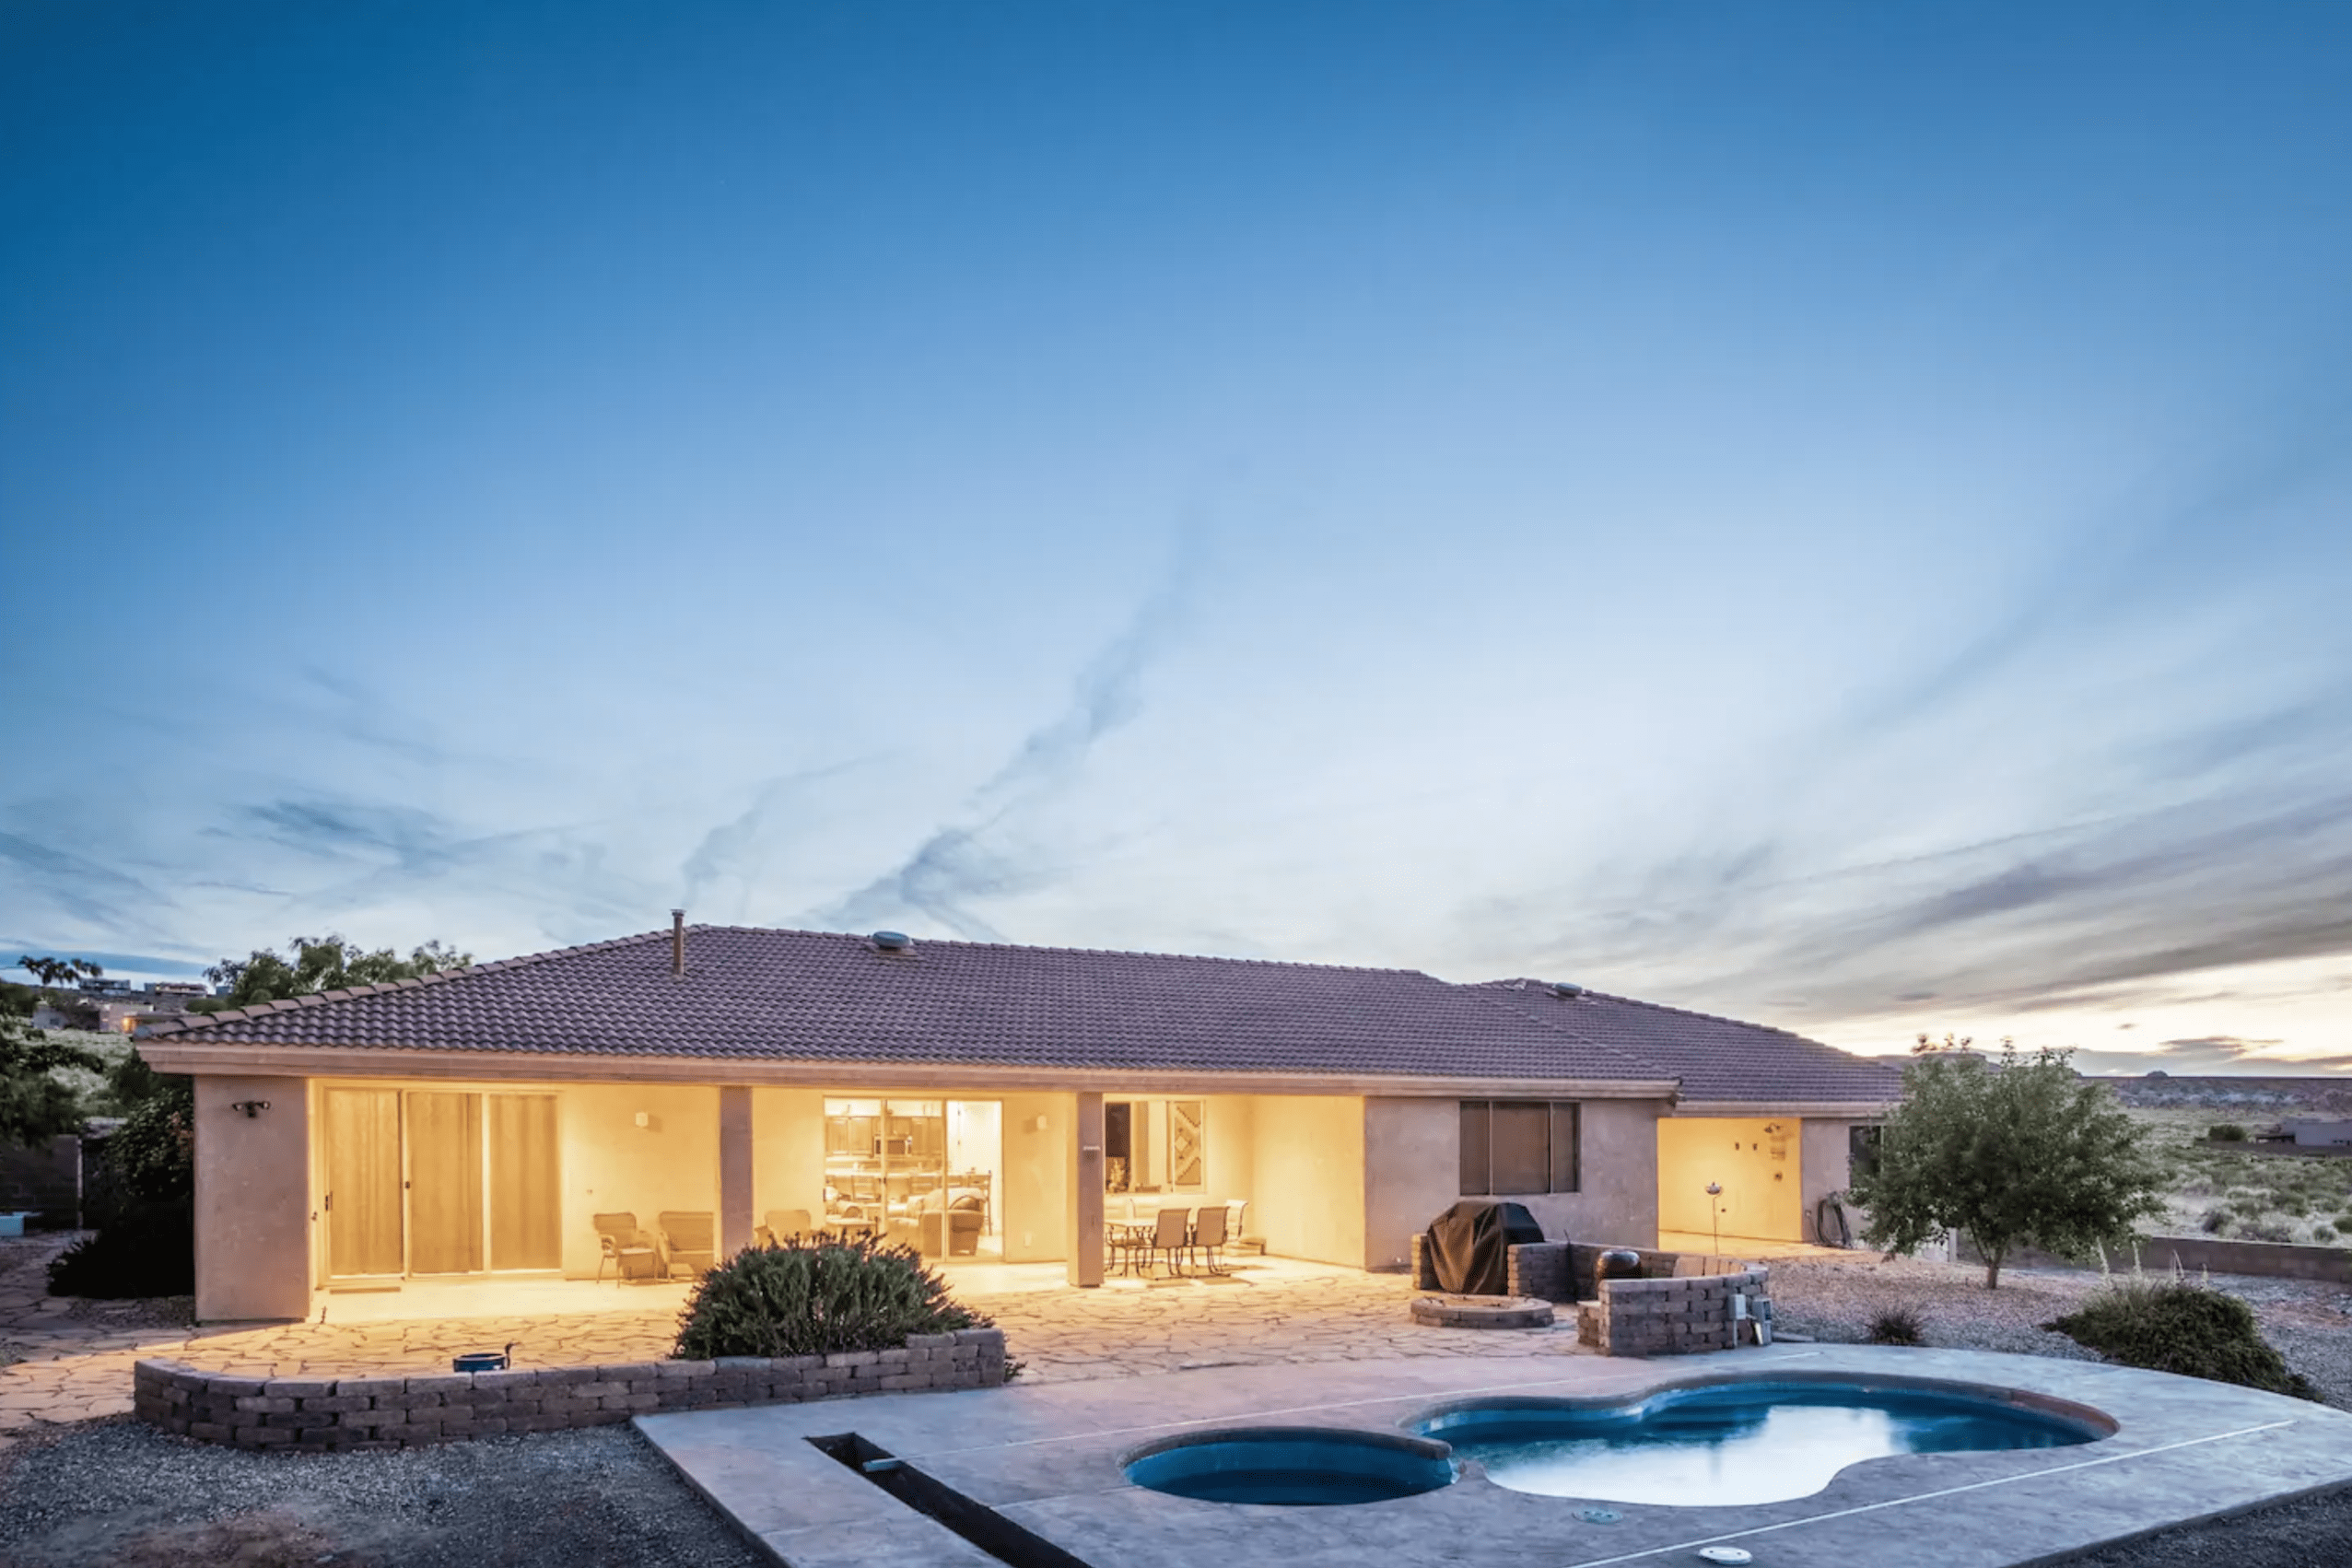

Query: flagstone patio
(0, 1237), (1588, 1445)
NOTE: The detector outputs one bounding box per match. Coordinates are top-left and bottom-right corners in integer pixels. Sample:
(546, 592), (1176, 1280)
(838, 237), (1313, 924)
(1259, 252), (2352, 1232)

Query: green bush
(2208, 1124), (2248, 1141)
(48, 1198), (193, 1299)
(673, 1235), (989, 1359)
(2047, 1279), (2317, 1400)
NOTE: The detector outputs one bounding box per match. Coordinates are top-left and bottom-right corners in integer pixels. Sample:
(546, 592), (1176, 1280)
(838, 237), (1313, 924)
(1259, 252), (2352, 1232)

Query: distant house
(2283, 1117), (2352, 1149)
(138, 920), (1901, 1322)
(34, 981), (211, 1036)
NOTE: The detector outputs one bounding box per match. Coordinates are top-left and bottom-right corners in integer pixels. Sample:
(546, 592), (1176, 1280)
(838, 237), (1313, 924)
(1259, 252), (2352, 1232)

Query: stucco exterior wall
(750, 1087), (826, 1229)
(998, 1092), (1071, 1262)
(1800, 1117), (1857, 1244)
(559, 1083), (719, 1278)
(1363, 1097), (1458, 1272)
(1202, 1094), (1257, 1218)
(1511, 1097), (1665, 1248)
(1656, 1116), (1803, 1243)
(193, 1075), (312, 1322)
(1249, 1094), (1365, 1267)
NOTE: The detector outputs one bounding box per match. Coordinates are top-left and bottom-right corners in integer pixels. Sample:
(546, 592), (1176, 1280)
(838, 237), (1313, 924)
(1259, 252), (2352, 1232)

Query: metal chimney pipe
(672, 909), (686, 977)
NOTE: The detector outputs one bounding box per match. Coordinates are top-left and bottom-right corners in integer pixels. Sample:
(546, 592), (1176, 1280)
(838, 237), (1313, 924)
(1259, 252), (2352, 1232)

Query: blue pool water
(1124, 1426), (1457, 1506)
(1416, 1382), (2107, 1506)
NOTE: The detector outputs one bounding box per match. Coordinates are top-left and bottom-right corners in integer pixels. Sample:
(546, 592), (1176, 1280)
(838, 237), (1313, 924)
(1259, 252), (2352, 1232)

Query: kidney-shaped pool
(1412, 1379), (2112, 1507)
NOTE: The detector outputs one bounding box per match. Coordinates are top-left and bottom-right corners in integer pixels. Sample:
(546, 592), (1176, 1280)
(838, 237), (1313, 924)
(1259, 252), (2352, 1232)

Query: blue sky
(6, 3), (2350, 1071)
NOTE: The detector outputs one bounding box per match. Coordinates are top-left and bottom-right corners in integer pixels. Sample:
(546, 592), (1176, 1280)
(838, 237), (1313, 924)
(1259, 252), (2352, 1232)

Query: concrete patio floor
(638, 1346), (2352, 1568)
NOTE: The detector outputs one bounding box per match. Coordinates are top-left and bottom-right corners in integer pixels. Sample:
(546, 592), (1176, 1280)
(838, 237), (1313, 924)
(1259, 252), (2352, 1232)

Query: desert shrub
(1866, 1305), (1925, 1346)
(2236, 1217), (2295, 1244)
(48, 1198), (193, 1298)
(673, 1235), (988, 1359)
(2047, 1279), (2316, 1399)
(2200, 1208), (2232, 1235)
(2208, 1124), (2248, 1142)
(2312, 1226), (2337, 1243)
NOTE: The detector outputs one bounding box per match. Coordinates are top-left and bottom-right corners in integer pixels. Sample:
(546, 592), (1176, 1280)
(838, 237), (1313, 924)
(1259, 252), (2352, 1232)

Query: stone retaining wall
(1578, 1266), (1769, 1355)
(132, 1328), (1008, 1453)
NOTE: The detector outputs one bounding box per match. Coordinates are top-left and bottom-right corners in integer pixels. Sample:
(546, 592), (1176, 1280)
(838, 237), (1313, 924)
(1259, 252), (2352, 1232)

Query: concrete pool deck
(636, 1344), (2352, 1568)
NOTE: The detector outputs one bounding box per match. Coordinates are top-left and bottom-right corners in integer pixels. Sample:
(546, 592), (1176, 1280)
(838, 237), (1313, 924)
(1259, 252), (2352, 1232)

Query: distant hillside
(2090, 1075), (2352, 1113)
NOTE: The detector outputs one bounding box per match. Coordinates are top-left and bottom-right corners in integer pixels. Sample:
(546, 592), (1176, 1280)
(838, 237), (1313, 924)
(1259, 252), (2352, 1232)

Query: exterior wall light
(229, 1100), (272, 1118)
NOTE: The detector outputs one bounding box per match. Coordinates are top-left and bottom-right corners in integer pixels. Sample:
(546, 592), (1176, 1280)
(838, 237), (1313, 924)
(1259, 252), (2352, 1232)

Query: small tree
(192, 935), (473, 1012)
(1849, 1036), (2166, 1289)
(0, 956), (108, 1149)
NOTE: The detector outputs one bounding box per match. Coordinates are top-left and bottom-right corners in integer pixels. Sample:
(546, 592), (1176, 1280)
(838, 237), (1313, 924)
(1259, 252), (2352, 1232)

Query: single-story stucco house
(136, 919), (1901, 1322)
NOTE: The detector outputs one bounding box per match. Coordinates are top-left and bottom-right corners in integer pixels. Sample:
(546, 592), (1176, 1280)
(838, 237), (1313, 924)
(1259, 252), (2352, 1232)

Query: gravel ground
(0, 1417), (762, 1568)
(2064, 1486), (2352, 1565)
(1768, 1252), (2352, 1410)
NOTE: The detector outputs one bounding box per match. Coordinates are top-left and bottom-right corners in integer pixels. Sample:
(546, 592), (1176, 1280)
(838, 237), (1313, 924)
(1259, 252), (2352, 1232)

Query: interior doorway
(320, 1087), (563, 1281)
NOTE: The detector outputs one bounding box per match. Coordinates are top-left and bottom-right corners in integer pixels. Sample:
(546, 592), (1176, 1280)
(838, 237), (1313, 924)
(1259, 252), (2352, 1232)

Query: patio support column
(719, 1085), (755, 1258)
(1069, 1091), (1105, 1287)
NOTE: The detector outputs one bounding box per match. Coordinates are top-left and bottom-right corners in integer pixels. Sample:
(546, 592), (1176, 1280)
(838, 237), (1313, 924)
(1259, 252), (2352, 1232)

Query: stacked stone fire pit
(1408, 1234), (1770, 1356)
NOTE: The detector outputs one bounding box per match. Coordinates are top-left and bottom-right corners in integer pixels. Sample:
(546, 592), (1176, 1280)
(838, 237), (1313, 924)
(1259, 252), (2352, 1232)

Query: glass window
(1458, 1100), (1581, 1196)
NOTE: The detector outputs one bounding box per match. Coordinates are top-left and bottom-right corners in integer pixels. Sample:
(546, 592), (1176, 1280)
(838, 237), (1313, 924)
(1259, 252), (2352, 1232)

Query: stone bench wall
(132, 1328), (1008, 1453)
(1579, 1267), (1769, 1356)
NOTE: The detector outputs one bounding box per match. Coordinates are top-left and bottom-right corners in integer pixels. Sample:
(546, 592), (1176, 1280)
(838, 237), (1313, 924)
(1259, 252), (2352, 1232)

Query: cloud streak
(819, 535), (1201, 938)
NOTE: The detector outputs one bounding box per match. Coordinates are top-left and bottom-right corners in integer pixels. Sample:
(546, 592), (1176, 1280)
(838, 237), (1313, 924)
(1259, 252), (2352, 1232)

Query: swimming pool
(1414, 1379), (2111, 1506)
(1123, 1426), (1457, 1506)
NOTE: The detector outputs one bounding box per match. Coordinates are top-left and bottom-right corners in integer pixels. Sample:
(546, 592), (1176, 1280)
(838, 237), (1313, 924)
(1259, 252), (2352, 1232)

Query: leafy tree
(18, 955), (102, 989)
(0, 957), (108, 1149)
(193, 935), (473, 1012)
(1848, 1036), (2168, 1289)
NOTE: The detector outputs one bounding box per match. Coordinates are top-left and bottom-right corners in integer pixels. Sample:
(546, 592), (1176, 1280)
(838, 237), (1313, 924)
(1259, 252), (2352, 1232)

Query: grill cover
(1424, 1200), (1547, 1294)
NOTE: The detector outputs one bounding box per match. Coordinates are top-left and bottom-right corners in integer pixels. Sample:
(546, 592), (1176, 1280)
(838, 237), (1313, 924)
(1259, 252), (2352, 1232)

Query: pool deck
(636, 1344), (2352, 1568)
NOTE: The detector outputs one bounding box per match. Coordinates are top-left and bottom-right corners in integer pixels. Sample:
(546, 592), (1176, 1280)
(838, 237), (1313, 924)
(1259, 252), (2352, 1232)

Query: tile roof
(1474, 979), (1903, 1105)
(139, 925), (1896, 1103)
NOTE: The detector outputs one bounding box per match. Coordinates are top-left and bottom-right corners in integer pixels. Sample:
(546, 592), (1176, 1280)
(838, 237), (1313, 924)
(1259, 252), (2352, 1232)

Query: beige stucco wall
(193, 1075), (312, 1322)
(559, 1083), (719, 1277)
(751, 1087), (826, 1228)
(1249, 1094), (1365, 1267)
(1656, 1115), (1803, 1243)
(998, 1092), (1071, 1262)
(1800, 1117), (1858, 1243)
(1201, 1094), (1257, 1225)
(1506, 1097), (1665, 1247)
(1363, 1097), (1458, 1271)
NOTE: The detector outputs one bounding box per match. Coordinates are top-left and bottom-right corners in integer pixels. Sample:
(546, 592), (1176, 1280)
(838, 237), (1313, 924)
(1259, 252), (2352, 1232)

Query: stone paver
(0, 1240), (1580, 1446)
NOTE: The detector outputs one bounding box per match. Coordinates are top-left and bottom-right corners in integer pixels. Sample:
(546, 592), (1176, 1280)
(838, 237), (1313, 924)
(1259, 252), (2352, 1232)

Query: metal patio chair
(1188, 1203), (1232, 1276)
(1146, 1207), (1192, 1279)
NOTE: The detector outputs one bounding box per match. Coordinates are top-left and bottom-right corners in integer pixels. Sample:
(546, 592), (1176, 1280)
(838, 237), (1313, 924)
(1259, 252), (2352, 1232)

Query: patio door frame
(317, 1082), (565, 1285)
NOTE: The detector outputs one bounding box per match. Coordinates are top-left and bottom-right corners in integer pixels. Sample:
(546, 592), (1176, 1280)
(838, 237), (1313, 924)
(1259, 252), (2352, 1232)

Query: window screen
(1458, 1101), (1581, 1195)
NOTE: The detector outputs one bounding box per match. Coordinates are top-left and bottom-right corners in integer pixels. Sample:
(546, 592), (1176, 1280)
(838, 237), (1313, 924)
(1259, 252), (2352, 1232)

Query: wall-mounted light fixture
(634, 1111), (651, 1129)
(230, 1100), (272, 1118)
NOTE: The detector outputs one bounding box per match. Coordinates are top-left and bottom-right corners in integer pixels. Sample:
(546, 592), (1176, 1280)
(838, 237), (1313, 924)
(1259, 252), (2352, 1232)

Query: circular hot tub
(1123, 1426), (1457, 1506)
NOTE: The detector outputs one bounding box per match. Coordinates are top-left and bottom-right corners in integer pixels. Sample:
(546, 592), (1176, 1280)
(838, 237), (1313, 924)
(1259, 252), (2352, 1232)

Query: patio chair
(756, 1208), (813, 1246)
(1146, 1207), (1191, 1279)
(655, 1211), (718, 1278)
(593, 1212), (659, 1284)
(1188, 1203), (1231, 1276)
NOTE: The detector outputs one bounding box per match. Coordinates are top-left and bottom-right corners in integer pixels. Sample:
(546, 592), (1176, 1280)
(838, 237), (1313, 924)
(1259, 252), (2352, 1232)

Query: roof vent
(1550, 982), (1585, 999)
(872, 930), (914, 954)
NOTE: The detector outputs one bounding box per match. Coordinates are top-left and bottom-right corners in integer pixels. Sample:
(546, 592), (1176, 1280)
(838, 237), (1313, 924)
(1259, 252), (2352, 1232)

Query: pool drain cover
(1574, 1508), (1621, 1524)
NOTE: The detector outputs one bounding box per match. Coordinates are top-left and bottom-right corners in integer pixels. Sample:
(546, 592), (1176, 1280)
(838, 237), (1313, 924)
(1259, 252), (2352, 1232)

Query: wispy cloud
(820, 536), (1202, 938)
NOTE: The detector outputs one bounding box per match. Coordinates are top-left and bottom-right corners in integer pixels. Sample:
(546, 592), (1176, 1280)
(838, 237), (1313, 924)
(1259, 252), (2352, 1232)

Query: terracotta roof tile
(1475, 978), (1901, 1104)
(140, 926), (1893, 1102)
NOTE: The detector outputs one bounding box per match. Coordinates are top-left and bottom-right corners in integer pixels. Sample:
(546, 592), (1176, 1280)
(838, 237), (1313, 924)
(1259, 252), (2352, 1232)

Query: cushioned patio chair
(655, 1211), (718, 1278)
(593, 1212), (659, 1283)
(756, 1208), (814, 1246)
